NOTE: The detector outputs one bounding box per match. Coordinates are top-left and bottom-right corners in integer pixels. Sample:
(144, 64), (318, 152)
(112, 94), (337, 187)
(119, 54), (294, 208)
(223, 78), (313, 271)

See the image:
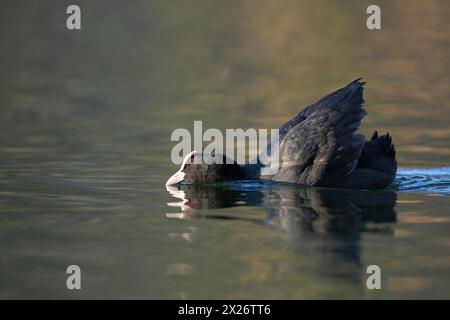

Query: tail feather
(369, 131), (395, 159)
(371, 130), (379, 140)
(358, 131), (397, 178)
(383, 133), (396, 159)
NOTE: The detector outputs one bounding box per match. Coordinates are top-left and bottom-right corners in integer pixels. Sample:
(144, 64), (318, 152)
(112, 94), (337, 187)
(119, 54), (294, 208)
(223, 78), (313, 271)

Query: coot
(166, 79), (397, 190)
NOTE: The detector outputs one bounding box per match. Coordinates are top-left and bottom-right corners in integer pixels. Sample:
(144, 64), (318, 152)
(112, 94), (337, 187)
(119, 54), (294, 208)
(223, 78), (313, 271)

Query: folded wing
(271, 79), (367, 186)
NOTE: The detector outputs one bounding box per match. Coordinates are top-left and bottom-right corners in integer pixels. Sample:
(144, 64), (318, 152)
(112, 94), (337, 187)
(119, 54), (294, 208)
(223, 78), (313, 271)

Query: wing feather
(271, 79), (367, 185)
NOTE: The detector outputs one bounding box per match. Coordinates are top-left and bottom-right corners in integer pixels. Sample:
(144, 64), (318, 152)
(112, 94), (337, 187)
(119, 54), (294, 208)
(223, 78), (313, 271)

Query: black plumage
(166, 79), (397, 190)
(267, 78), (397, 189)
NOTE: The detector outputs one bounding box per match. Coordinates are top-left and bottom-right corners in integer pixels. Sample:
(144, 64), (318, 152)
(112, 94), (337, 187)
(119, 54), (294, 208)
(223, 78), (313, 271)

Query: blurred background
(0, 0), (449, 299)
(1, 0), (449, 167)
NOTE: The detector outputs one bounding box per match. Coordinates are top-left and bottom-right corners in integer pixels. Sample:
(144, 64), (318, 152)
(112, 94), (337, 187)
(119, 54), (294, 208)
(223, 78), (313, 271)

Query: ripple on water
(176, 167), (450, 196)
(396, 167), (450, 195)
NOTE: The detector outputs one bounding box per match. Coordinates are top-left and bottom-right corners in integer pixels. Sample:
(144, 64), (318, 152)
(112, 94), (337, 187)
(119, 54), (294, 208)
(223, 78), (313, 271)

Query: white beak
(165, 170), (186, 186)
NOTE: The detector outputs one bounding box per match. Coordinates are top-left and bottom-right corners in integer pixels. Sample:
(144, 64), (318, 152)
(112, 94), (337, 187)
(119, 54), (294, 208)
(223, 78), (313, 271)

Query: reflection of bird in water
(261, 188), (396, 284)
(166, 185), (264, 221)
(166, 184), (397, 289)
(262, 187), (396, 234)
(166, 184), (397, 233)
(166, 79), (397, 190)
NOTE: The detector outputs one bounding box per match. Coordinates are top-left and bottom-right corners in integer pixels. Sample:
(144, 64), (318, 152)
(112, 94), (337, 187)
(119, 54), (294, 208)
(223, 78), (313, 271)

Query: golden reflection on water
(0, 1), (448, 168)
(0, 0), (449, 299)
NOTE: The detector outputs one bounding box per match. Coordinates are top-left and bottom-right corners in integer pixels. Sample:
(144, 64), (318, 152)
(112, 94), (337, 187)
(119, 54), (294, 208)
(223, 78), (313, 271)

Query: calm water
(0, 1), (449, 299)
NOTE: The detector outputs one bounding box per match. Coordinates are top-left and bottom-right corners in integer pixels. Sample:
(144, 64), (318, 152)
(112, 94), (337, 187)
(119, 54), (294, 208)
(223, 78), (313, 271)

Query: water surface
(0, 0), (449, 299)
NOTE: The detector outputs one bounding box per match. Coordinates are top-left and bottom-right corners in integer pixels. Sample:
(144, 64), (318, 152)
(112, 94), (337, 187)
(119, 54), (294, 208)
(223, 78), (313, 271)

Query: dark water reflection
(167, 183), (397, 230)
(163, 184), (450, 299)
(167, 184), (397, 286)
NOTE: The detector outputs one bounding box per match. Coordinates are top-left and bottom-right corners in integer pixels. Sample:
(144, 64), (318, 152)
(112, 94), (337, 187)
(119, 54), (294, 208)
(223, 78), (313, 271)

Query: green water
(0, 0), (449, 299)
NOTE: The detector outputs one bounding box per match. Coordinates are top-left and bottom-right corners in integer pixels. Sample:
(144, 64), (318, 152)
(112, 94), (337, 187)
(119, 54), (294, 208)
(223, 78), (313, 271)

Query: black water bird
(166, 79), (397, 190)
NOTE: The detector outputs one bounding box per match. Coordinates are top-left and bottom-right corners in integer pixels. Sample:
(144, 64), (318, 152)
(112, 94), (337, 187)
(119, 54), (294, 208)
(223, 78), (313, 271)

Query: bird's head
(165, 151), (199, 186)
